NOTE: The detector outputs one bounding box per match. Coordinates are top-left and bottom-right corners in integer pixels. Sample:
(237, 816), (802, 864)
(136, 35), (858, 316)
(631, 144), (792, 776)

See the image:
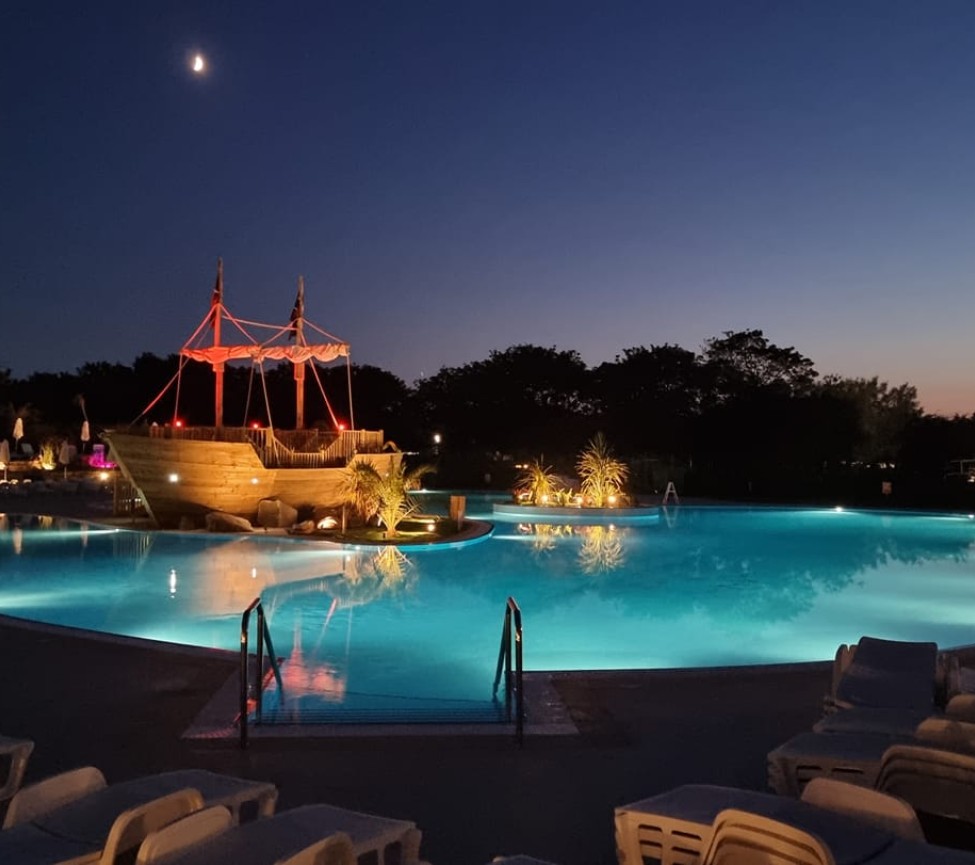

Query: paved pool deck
(0, 488), (969, 864)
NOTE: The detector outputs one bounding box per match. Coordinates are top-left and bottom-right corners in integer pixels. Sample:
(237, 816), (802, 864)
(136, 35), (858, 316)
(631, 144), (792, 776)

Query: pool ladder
(239, 597), (284, 749)
(493, 596), (525, 745)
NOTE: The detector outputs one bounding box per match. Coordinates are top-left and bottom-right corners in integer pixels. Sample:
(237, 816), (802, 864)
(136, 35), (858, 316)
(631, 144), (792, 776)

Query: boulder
(291, 520), (317, 535)
(257, 498), (299, 529)
(205, 511), (254, 533)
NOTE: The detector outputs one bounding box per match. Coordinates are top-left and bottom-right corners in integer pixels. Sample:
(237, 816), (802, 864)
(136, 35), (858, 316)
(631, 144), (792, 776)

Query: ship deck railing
(136, 425), (386, 468)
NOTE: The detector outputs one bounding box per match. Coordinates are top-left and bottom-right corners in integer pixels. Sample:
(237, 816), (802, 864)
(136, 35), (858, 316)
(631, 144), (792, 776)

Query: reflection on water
(336, 547), (415, 601)
(279, 613), (347, 705)
(518, 522), (626, 574)
(262, 547), (418, 717)
(579, 525), (625, 573)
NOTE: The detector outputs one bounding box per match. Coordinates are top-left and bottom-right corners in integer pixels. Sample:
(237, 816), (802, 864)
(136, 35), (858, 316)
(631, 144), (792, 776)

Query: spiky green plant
(514, 459), (561, 505)
(576, 433), (629, 507)
(339, 460), (382, 523)
(340, 457), (435, 538)
(38, 440), (57, 471)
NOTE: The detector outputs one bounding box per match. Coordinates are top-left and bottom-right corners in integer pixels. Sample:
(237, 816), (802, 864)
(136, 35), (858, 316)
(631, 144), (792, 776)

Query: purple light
(86, 453), (116, 470)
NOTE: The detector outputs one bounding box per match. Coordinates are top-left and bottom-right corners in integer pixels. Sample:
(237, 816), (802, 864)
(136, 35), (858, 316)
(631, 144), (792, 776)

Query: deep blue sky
(3, 2), (975, 414)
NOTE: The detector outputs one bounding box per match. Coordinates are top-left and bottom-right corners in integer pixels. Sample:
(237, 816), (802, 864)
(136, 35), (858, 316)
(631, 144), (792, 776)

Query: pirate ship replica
(104, 260), (400, 528)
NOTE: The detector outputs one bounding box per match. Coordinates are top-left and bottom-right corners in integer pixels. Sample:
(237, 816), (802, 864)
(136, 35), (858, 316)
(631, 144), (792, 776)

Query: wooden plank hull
(104, 432), (401, 528)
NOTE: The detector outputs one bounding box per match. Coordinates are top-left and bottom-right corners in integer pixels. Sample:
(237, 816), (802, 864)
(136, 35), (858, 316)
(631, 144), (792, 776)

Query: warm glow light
(174, 420), (183, 428)
(98, 471), (109, 481)
(540, 494), (549, 503)
(251, 421), (261, 429)
(834, 506), (844, 512)
(433, 433), (441, 444)
(317, 516), (338, 530)
(250, 478), (258, 485)
(337, 422), (346, 431)
(192, 54), (205, 73)
(251, 568), (258, 579)
(425, 521), (436, 532)
(608, 495), (617, 505)
(168, 473), (179, 483)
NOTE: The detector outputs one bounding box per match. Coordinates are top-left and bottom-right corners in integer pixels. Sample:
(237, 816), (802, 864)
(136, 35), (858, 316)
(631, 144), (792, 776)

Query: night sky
(3, 2), (975, 414)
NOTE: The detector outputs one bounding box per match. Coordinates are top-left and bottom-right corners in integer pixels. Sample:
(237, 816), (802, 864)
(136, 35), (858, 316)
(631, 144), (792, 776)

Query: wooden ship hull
(105, 428), (401, 528)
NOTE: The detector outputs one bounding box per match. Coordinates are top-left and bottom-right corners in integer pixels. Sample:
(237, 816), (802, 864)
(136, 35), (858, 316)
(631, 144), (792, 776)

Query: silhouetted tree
(592, 344), (702, 458)
(818, 376), (921, 464)
(412, 344), (592, 459)
(701, 329), (818, 404)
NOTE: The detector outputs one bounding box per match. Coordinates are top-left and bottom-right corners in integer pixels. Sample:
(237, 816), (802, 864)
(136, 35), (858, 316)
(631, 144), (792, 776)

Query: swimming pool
(2, 498), (975, 722)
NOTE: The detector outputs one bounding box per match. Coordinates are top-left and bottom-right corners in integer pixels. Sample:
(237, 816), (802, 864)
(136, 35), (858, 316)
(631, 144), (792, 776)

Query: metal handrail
(492, 596), (524, 745)
(239, 597), (284, 749)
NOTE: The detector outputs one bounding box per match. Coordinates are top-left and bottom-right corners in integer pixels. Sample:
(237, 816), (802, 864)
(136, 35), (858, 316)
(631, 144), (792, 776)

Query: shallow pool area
(2, 498), (975, 722)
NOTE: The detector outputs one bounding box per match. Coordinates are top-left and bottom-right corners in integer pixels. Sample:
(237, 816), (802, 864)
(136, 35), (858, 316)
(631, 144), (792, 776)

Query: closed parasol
(59, 439), (71, 479)
(13, 418), (23, 452)
(81, 421), (90, 453)
(0, 439), (8, 482)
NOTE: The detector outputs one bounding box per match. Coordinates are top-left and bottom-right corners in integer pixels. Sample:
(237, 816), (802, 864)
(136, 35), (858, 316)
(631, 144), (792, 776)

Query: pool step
(251, 700), (508, 726)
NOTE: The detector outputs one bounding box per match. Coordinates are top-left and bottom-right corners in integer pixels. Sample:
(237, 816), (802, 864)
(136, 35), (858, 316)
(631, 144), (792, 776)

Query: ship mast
(212, 258), (225, 429)
(291, 276), (305, 429)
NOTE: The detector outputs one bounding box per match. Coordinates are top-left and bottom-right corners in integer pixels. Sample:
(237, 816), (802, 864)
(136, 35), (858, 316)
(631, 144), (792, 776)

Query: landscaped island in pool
(2, 497), (974, 722)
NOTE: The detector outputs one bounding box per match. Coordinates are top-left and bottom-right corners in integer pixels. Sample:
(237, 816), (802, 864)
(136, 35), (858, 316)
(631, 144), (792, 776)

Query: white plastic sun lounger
(135, 805), (234, 864)
(701, 808), (975, 865)
(132, 803), (424, 865)
(136, 809), (357, 865)
(827, 637), (941, 714)
(616, 785), (975, 865)
(5, 767), (109, 828)
(876, 744), (975, 825)
(813, 707), (938, 737)
(767, 718), (975, 796)
(0, 787), (203, 865)
(0, 733), (34, 804)
(798, 778), (923, 840)
(767, 731), (908, 795)
(701, 808), (836, 865)
(0, 769), (277, 865)
(614, 784), (894, 865)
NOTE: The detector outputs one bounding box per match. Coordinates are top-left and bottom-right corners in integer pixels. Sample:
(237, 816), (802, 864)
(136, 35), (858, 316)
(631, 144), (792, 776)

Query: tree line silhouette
(2, 329), (974, 506)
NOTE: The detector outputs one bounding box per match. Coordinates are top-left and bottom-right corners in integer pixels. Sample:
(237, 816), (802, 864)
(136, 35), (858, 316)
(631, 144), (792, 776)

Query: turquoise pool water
(2, 497), (975, 722)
